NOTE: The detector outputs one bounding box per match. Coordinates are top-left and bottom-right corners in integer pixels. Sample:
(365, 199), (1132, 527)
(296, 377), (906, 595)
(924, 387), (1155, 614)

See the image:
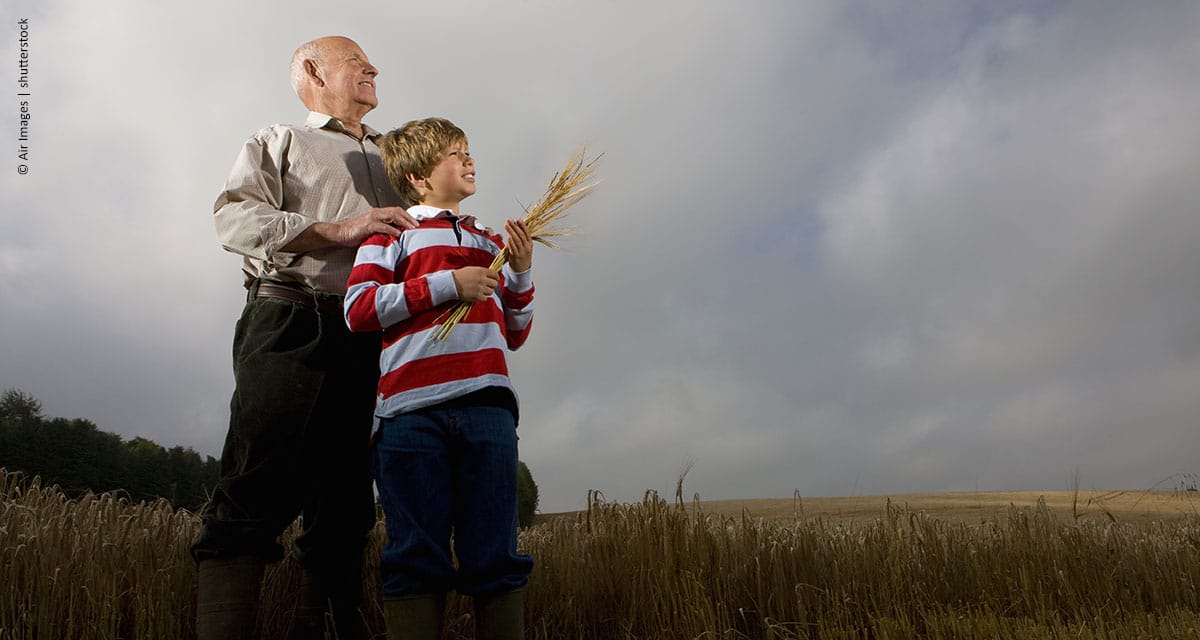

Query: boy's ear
(406, 173), (428, 195)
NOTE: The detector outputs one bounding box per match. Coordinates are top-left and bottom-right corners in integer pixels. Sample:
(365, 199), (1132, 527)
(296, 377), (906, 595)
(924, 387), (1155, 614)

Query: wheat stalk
(430, 147), (601, 341)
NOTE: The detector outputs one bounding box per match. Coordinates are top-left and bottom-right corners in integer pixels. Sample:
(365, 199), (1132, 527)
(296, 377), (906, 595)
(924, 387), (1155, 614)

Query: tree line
(0, 388), (540, 524)
(0, 389), (220, 511)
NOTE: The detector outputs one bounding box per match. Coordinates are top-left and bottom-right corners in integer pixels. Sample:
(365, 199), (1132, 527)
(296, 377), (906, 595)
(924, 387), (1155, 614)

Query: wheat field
(2, 468), (1199, 639)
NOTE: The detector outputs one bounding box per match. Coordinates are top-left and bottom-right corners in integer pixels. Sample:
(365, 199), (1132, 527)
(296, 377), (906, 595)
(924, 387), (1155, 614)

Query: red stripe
(361, 233), (395, 248)
(379, 348), (510, 396)
(345, 286), (382, 331)
(416, 219), (456, 229)
(507, 322), (532, 349)
(464, 299), (504, 325)
(351, 262), (394, 286)
(404, 277), (433, 314)
(503, 285), (534, 308)
(399, 245), (497, 279)
(381, 322), (422, 348)
(463, 222), (502, 244)
(379, 301), (463, 347)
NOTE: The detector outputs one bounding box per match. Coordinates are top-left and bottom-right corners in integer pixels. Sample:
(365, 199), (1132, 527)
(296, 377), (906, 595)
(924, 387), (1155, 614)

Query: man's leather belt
(255, 281), (343, 313)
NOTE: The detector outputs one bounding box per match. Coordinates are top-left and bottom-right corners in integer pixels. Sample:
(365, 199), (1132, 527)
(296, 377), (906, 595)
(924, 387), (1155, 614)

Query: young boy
(344, 117), (534, 639)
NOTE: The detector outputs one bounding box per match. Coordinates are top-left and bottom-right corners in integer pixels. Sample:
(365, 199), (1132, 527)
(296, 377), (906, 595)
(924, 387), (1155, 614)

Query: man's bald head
(288, 36), (380, 134)
(289, 38), (326, 98)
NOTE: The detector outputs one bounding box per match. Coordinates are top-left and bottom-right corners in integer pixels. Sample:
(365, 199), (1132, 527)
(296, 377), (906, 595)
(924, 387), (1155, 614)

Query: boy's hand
(453, 267), (501, 302)
(505, 218), (533, 272)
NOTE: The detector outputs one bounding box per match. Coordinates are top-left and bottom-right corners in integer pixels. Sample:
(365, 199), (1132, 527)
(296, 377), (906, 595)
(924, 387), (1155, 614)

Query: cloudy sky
(2, 1), (1198, 513)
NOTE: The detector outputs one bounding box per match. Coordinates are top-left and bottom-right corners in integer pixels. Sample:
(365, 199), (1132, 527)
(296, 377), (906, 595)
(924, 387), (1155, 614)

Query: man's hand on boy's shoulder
(336, 206), (419, 244)
(283, 206), (418, 253)
(453, 266), (500, 303)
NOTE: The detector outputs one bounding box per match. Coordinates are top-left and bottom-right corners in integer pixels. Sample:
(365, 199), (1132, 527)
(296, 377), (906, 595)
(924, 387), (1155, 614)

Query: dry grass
(3, 468), (1200, 639)
(0, 471), (198, 639)
(523, 490), (1200, 639)
(676, 489), (1200, 527)
(432, 147), (601, 341)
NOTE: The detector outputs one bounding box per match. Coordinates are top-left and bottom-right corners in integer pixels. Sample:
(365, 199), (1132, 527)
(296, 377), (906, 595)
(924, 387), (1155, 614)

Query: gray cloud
(2, 1), (1198, 512)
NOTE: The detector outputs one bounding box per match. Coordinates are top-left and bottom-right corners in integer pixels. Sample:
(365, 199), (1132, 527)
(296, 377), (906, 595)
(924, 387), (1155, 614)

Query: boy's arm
(500, 264), (535, 350)
(344, 233), (460, 332)
(499, 218), (534, 349)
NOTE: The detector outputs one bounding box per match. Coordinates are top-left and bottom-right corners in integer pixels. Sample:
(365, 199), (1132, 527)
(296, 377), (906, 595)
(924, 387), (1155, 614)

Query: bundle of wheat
(431, 147), (602, 341)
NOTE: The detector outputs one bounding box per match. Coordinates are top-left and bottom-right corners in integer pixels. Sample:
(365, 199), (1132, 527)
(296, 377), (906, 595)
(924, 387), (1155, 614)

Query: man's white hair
(289, 39), (324, 96)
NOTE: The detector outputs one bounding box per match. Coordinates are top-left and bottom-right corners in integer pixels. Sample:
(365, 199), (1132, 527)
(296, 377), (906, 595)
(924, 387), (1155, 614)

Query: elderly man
(192, 36), (416, 640)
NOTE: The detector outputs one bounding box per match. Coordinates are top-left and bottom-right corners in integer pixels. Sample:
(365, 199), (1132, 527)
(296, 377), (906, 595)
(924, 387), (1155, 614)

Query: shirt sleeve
(500, 263), (534, 349)
(212, 126), (314, 270)
(344, 232), (460, 332)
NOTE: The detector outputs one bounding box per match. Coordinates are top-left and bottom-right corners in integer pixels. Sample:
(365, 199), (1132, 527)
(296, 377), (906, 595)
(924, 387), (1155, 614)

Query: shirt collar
(407, 205), (491, 232)
(304, 111), (382, 138)
(408, 205), (452, 221)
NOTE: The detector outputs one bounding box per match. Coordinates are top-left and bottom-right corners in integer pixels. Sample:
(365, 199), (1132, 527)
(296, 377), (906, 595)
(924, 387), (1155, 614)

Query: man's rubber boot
(287, 566), (370, 640)
(382, 593), (446, 640)
(474, 588), (524, 640)
(195, 556), (265, 640)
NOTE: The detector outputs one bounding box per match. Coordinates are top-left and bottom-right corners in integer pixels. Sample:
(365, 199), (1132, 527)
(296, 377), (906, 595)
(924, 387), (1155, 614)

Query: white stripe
(344, 281), (372, 326)
(426, 270), (459, 307)
(377, 375), (514, 418)
(505, 302), (534, 331)
(402, 227), (501, 256)
(502, 265), (533, 293)
(456, 229), (501, 254)
(353, 242), (397, 268)
(402, 228), (462, 254)
(373, 283), (412, 326)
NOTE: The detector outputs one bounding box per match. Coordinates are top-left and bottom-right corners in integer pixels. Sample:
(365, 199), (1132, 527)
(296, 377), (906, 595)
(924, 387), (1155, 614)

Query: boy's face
(420, 142), (476, 207)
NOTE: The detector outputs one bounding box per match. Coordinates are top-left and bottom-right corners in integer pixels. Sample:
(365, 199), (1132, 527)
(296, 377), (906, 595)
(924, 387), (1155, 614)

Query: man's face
(313, 37), (378, 116)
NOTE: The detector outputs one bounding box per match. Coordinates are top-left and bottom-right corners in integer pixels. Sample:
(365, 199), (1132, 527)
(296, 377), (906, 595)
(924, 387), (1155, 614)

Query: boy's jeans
(372, 403), (534, 597)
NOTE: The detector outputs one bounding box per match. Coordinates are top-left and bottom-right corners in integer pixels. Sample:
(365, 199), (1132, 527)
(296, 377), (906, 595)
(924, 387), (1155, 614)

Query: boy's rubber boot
(195, 555), (265, 640)
(474, 588), (524, 640)
(383, 593), (446, 640)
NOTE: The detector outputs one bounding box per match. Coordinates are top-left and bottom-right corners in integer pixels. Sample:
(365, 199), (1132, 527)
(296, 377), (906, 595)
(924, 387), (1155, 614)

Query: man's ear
(304, 59), (324, 86)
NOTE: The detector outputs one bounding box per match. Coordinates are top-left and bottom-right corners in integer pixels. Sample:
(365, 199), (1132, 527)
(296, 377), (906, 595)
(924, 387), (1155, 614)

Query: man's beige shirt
(214, 111), (406, 295)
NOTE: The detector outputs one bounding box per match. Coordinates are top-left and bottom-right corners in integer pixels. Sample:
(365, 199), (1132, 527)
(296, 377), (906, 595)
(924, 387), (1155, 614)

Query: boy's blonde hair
(379, 117), (467, 204)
